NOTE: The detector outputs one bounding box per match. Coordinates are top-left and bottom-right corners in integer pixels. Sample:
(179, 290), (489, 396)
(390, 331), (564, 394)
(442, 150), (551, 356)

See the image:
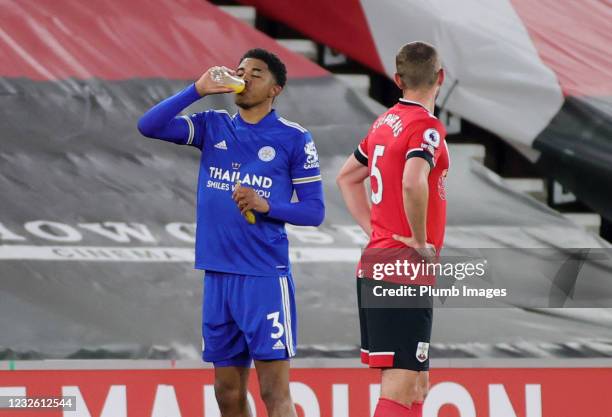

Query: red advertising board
(0, 367), (611, 417)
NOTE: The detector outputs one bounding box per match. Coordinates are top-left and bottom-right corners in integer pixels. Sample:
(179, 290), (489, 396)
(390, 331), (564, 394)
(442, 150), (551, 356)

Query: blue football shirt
(181, 106), (322, 276)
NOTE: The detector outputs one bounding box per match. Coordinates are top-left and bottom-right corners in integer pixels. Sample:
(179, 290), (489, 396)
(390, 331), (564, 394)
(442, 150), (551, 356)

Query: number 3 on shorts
(267, 311), (284, 339)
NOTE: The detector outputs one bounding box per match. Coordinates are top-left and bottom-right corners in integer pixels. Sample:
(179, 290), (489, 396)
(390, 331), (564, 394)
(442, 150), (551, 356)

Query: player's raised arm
(336, 139), (372, 236)
(137, 67), (234, 146)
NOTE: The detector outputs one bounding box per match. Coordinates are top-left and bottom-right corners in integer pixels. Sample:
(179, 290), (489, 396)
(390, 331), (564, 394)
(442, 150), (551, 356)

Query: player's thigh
(235, 274), (297, 361)
(202, 272), (250, 364)
(254, 359), (291, 399)
(366, 306), (433, 371)
(215, 366), (250, 395)
(214, 366), (251, 401)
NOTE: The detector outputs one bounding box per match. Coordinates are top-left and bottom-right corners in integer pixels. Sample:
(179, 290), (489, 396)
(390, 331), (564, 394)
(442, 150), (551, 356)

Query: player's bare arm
(336, 155), (372, 236)
(393, 157), (436, 259)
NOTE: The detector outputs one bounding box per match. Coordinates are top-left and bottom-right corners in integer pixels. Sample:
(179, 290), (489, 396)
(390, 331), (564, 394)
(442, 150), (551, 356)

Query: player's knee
(214, 380), (247, 410)
(417, 384), (429, 402)
(381, 381), (419, 405)
(415, 372), (430, 402)
(421, 381), (429, 397)
(259, 382), (290, 408)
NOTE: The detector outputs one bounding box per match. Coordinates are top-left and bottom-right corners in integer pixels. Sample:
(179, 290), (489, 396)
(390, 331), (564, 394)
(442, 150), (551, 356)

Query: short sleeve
(353, 135), (369, 166)
(404, 118), (446, 168)
(290, 131), (322, 186)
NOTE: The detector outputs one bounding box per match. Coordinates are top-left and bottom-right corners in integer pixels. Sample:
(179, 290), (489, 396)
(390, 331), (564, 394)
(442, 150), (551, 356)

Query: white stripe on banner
(0, 245), (361, 262)
(280, 276), (295, 357)
(359, 0), (563, 146)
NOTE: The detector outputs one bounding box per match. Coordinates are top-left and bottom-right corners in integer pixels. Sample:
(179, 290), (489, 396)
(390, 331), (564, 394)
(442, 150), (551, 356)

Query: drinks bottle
(235, 181), (256, 224)
(210, 66), (245, 93)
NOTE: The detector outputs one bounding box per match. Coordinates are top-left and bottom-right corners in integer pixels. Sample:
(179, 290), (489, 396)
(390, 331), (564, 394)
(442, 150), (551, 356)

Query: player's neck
(401, 91), (435, 113)
(238, 102), (274, 124)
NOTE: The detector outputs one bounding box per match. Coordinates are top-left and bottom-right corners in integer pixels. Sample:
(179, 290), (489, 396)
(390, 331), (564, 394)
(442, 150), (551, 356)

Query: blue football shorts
(202, 270), (297, 367)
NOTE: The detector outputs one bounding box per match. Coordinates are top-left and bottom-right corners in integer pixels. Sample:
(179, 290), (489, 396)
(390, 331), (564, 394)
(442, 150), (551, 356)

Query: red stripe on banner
(2, 367), (612, 416)
(510, 0), (612, 97)
(237, 0), (385, 73)
(0, 0), (327, 80)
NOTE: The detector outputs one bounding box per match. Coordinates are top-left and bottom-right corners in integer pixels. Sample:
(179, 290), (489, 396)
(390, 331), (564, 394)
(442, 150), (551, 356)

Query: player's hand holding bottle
(232, 182), (270, 225)
(195, 66), (245, 97)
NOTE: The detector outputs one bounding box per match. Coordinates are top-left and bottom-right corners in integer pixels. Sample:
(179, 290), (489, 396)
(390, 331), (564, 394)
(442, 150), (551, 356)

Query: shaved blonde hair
(396, 42), (441, 90)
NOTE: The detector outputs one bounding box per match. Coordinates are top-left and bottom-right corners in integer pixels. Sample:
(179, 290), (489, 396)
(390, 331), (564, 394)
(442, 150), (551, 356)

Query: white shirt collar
(399, 98), (428, 110)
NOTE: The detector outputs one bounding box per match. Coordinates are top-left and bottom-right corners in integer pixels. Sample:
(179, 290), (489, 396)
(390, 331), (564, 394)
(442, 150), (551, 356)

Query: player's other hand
(232, 183), (270, 215)
(392, 235), (437, 263)
(195, 66), (235, 97)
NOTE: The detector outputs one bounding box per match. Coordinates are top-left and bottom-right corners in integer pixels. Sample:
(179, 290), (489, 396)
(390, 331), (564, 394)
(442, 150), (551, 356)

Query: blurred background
(1, 0), (611, 415)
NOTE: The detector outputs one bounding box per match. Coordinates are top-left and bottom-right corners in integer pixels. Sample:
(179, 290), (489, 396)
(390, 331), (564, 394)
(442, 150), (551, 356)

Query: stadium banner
(1, 367), (610, 416)
(238, 0), (612, 220)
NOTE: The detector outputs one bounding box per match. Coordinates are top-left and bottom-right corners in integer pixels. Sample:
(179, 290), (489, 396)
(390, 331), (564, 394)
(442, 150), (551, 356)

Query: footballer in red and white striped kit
(337, 42), (449, 417)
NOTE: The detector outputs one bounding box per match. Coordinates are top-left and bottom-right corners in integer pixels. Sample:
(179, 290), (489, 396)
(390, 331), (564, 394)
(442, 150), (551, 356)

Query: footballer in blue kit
(138, 49), (324, 417)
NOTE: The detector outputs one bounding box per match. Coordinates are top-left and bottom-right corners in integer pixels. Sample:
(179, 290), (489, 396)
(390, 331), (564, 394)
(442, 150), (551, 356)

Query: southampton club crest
(416, 342), (429, 363)
(303, 141), (320, 169)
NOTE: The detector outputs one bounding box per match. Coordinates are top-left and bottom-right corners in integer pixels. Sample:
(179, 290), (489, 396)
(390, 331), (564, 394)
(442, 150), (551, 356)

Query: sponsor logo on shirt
(207, 166), (273, 198)
(214, 140), (228, 150)
(303, 142), (320, 169)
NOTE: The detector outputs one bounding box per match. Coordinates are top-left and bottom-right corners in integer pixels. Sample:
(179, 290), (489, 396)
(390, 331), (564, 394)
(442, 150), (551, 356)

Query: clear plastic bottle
(210, 66), (245, 93)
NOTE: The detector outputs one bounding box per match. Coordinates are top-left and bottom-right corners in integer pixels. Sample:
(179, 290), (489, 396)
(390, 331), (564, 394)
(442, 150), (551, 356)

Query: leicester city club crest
(258, 146), (276, 162)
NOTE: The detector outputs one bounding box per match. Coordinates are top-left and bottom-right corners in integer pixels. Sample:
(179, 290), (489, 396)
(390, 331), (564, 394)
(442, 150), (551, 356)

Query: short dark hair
(240, 48), (287, 87)
(395, 42), (441, 90)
